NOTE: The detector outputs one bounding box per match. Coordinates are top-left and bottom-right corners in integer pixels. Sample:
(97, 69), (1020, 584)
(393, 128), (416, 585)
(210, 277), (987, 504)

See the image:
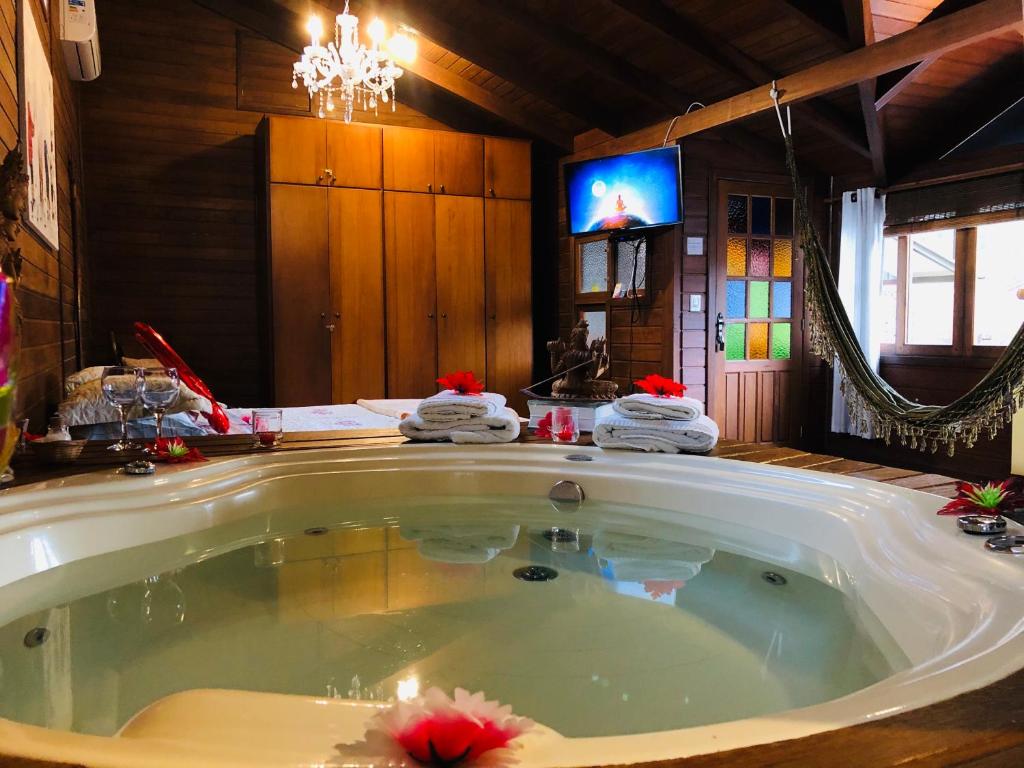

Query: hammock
(774, 97), (1024, 456)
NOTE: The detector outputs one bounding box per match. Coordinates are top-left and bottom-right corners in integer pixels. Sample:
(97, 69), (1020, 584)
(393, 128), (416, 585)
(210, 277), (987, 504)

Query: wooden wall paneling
(268, 115), (326, 185)
(484, 137), (531, 200)
(329, 187), (385, 403)
(384, 191), (438, 397)
(433, 131), (483, 196)
(326, 122), (382, 189)
(435, 195), (486, 379)
(269, 184), (331, 406)
(485, 198), (532, 414)
(383, 126), (434, 193)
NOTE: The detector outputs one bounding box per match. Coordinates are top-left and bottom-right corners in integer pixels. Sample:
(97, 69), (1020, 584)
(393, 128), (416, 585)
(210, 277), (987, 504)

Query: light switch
(689, 294), (702, 312)
(686, 237), (704, 256)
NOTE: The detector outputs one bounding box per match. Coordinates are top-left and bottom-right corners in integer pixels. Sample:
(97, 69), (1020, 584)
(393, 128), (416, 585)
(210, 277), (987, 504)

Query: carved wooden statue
(0, 147), (26, 285)
(545, 319), (618, 400)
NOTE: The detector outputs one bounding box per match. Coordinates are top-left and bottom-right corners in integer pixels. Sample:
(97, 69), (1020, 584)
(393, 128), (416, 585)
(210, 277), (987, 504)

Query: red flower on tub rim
(148, 437), (207, 464)
(634, 374), (686, 398)
(437, 371), (485, 397)
(534, 411), (553, 439)
(336, 687), (534, 767)
(936, 478), (1023, 516)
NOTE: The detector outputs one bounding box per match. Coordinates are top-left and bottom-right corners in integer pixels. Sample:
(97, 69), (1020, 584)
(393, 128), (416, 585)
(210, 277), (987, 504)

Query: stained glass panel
(727, 237), (747, 276)
(773, 240), (792, 277)
(579, 240), (608, 293)
(774, 198), (794, 237)
(772, 281), (791, 318)
(750, 239), (770, 276)
(727, 195), (747, 234)
(771, 322), (791, 359)
(725, 323), (746, 361)
(752, 196), (771, 235)
(615, 238), (647, 293)
(749, 322), (768, 359)
(749, 281), (769, 318)
(726, 280), (746, 318)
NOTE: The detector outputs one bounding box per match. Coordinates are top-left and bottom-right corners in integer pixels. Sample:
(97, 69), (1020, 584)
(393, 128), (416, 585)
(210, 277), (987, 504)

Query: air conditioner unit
(59, 0), (101, 81)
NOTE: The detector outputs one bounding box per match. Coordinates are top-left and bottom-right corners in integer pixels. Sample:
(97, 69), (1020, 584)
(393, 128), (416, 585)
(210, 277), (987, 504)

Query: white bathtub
(0, 443), (1020, 767)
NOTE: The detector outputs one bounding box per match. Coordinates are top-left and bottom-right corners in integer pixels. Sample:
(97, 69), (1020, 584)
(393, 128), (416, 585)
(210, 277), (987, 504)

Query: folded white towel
(592, 531), (715, 564)
(399, 406), (521, 444)
(593, 405), (719, 453)
(612, 393), (704, 421)
(416, 391), (506, 422)
(606, 558), (705, 583)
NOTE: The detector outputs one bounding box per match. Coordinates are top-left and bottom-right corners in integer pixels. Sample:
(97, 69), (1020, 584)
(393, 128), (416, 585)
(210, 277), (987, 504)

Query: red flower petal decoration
(437, 370), (485, 396)
(936, 478), (1023, 516)
(634, 374), (686, 398)
(148, 437), (208, 464)
(643, 579), (687, 600)
(534, 411), (553, 439)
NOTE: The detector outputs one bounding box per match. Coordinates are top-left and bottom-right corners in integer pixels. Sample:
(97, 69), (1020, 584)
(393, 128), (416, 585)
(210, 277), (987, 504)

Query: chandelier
(292, 2), (417, 122)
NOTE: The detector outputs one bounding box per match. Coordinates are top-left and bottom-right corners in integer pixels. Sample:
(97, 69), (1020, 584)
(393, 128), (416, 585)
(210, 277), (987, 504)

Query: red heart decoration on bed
(133, 322), (230, 434)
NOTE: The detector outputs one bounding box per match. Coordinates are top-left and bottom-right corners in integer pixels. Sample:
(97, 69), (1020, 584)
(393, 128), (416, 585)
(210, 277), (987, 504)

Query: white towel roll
(612, 393), (704, 421)
(593, 405), (719, 453)
(399, 406), (521, 444)
(416, 391), (507, 422)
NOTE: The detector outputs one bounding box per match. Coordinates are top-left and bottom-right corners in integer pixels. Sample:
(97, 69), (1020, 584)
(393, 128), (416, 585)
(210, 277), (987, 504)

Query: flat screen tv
(565, 145), (682, 236)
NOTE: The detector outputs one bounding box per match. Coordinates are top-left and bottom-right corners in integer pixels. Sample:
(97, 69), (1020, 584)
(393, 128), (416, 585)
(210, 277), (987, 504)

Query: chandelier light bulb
(306, 15), (323, 44)
(388, 32), (417, 64)
(367, 17), (386, 45)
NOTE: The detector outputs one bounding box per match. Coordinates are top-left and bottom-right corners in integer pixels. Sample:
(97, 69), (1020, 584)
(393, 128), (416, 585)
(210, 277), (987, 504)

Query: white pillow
(64, 366), (106, 397)
(59, 379), (212, 427)
(122, 356), (162, 369)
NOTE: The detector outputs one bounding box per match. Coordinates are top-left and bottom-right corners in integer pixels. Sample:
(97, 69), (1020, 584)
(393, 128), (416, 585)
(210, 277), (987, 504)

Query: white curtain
(831, 187), (886, 437)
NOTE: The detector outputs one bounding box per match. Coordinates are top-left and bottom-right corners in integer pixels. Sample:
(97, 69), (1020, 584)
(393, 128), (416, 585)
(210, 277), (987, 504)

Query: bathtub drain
(23, 627), (49, 648)
(304, 527), (329, 536)
(761, 571), (787, 586)
(514, 566), (559, 582)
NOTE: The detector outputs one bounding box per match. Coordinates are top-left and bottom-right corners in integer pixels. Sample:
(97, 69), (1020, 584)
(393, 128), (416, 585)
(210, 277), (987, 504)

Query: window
(572, 234), (651, 344)
(879, 216), (1023, 357)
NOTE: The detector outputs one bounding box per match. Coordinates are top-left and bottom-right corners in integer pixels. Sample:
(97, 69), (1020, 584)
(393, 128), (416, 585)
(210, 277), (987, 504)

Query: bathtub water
(0, 443), (1019, 767)
(0, 495), (905, 739)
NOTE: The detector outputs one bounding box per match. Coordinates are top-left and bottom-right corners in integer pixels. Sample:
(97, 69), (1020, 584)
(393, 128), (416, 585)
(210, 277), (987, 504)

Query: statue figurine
(546, 319), (618, 400)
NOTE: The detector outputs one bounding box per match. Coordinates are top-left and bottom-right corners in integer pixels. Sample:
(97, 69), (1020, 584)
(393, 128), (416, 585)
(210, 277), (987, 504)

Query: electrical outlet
(689, 294), (702, 312)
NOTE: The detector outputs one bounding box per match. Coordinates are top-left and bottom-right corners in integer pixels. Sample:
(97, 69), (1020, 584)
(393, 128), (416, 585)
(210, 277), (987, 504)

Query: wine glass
(142, 367), (180, 439)
(101, 366), (143, 451)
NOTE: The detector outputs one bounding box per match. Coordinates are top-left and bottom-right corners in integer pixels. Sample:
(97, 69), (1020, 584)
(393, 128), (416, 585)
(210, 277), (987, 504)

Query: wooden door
(484, 138), (531, 200)
(269, 116), (326, 185)
(270, 184), (332, 406)
(329, 188), (385, 402)
(384, 192), (438, 397)
(383, 127), (434, 193)
(435, 196), (486, 379)
(434, 132), (483, 196)
(485, 199), (532, 414)
(326, 123), (382, 189)
(711, 181), (803, 443)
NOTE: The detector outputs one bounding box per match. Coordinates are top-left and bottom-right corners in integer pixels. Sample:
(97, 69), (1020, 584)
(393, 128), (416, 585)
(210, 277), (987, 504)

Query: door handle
(439, 184), (446, 194)
(427, 312), (435, 319)
(321, 312), (336, 333)
(715, 312), (725, 352)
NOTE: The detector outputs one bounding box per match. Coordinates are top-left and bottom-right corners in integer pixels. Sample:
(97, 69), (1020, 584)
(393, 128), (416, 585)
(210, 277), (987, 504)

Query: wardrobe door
(435, 196), (486, 380)
(269, 116), (327, 185)
(383, 127), (434, 193)
(385, 192), (438, 397)
(484, 138), (530, 200)
(270, 184), (332, 406)
(485, 199), (532, 414)
(434, 132), (483, 196)
(326, 123), (382, 189)
(329, 188), (385, 403)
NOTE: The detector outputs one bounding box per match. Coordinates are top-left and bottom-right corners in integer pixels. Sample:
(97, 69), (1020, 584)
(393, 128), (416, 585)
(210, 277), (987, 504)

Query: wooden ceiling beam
(566, 0), (1022, 162)
(606, 0), (872, 158)
(770, 0), (855, 51)
(193, 0), (573, 148)
(841, 0), (887, 185)
(367, 0), (624, 136)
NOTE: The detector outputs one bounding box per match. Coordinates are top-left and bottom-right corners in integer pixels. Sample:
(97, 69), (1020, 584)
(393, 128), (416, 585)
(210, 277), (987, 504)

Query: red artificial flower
(556, 419), (577, 442)
(634, 374), (686, 398)
(148, 437), (207, 464)
(437, 370), (485, 396)
(643, 579), (687, 600)
(535, 411), (553, 439)
(937, 478), (1023, 516)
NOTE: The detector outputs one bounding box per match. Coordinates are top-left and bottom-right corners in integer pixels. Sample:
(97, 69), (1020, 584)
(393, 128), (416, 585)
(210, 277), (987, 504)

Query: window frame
(881, 210), (1021, 361)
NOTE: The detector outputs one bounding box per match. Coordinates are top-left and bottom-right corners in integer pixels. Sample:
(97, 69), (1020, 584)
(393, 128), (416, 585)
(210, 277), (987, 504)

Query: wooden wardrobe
(262, 116), (533, 412)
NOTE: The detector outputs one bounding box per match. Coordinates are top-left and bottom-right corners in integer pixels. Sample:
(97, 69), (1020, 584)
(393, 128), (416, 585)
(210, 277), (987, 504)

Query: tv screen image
(565, 145), (682, 235)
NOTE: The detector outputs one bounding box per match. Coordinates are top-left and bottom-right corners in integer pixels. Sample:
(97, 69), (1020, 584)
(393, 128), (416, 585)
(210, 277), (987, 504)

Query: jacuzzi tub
(0, 443), (1020, 767)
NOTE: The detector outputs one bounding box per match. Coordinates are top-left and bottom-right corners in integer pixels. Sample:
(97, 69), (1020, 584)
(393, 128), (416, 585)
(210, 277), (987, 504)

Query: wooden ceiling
(205, 0), (1023, 184)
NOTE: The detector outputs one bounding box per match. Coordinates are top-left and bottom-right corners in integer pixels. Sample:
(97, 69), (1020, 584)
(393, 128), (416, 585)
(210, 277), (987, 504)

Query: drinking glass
(142, 367), (180, 439)
(551, 407), (579, 444)
(253, 408), (284, 448)
(101, 366), (143, 451)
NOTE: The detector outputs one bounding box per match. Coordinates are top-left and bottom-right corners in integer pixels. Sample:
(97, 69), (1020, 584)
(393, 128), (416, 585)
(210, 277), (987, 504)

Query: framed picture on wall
(19, 0), (59, 250)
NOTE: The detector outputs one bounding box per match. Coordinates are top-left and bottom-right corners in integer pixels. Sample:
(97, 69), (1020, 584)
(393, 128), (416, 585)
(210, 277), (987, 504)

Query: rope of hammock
(769, 83), (1024, 456)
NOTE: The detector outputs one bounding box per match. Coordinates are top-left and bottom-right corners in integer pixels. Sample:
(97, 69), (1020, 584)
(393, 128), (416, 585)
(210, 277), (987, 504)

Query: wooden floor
(5, 435), (1018, 768)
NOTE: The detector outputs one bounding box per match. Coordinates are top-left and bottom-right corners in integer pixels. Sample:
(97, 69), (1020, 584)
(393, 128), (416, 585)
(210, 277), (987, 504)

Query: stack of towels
(593, 393), (719, 453)
(399, 391), (521, 444)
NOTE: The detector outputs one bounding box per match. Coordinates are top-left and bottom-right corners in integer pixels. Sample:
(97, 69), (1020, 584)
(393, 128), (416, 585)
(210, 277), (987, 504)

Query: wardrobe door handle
(441, 312), (448, 319)
(427, 183), (432, 193)
(427, 313), (435, 319)
(489, 313), (497, 321)
(439, 184), (446, 194)
(488, 187), (495, 197)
